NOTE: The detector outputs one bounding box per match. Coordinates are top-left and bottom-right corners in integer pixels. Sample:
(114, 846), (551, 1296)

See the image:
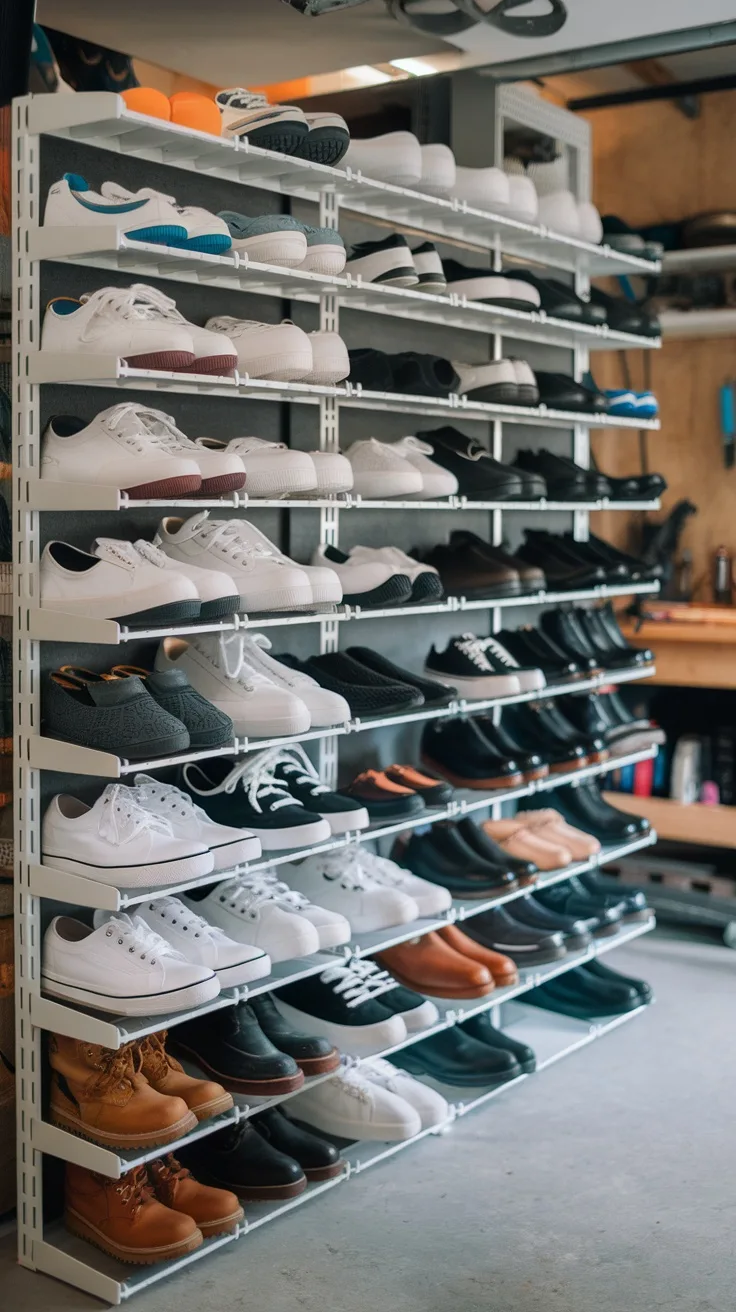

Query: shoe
(311, 543), (412, 608)
(131, 774), (260, 872)
(512, 450), (609, 501)
(278, 651), (422, 719)
(395, 827), (517, 899)
(510, 895), (594, 951)
(296, 223), (348, 275)
(303, 331), (350, 386)
(418, 541), (522, 599)
(42, 404), (203, 499)
(417, 143), (456, 197)
(44, 668), (190, 758)
(41, 287), (198, 374)
(452, 165), (511, 211)
(343, 132), (422, 188)
(416, 820), (519, 888)
(424, 634), (522, 699)
(345, 438), (424, 499)
(182, 1119), (307, 1200)
(155, 634), (311, 738)
(345, 234), (419, 288)
(385, 351), (460, 398)
(148, 1155), (243, 1237)
(377, 931), (494, 999)
(253, 1108), (344, 1180)
(520, 808), (600, 859)
(578, 870), (650, 921)
(42, 913), (220, 1015)
(532, 880), (624, 934)
(414, 428), (525, 500)
(227, 634), (350, 728)
(272, 744), (369, 834)
(338, 545), (443, 604)
(454, 815), (538, 882)
(198, 433), (317, 497)
(183, 756), (331, 852)
(386, 436), (458, 499)
(480, 819), (571, 871)
(472, 716), (548, 784)
(132, 539), (239, 621)
(514, 537), (606, 590)
(495, 626), (583, 684)
(275, 960), (408, 1056)
(44, 173), (191, 248)
(108, 403), (245, 491)
(48, 1034), (198, 1149)
(204, 315), (312, 382)
(473, 634), (545, 693)
(361, 1058), (450, 1129)
(382, 765), (453, 807)
(437, 925), (518, 987)
(583, 958), (652, 1002)
(110, 665), (234, 750)
(184, 872), (318, 964)
(154, 512), (314, 613)
(543, 780), (648, 842)
(42, 784), (215, 888)
(135, 1031), (234, 1122)
(39, 539), (201, 626)
(421, 717), (524, 790)
(122, 285), (238, 377)
(524, 965), (642, 1020)
(446, 533), (544, 596)
(393, 1029), (521, 1088)
(539, 608), (606, 671)
(218, 210), (308, 266)
(456, 357), (530, 399)
(345, 647), (455, 707)
(292, 1060), (422, 1140)
(293, 109), (351, 164)
(173, 1001), (304, 1095)
(339, 769), (426, 822)
(411, 242), (446, 291)
(589, 286), (660, 337)
(442, 259), (540, 310)
(343, 846), (452, 918)
(571, 609), (652, 669)
(504, 270), (605, 324)
(459, 1014), (535, 1072)
(463, 906), (566, 966)
(216, 88), (308, 153)
(283, 848), (419, 934)
(208, 517), (342, 607)
(498, 704), (589, 772)
(123, 896), (271, 985)
(365, 963), (438, 1031)
(535, 372), (609, 414)
(64, 1163), (203, 1264)
(248, 995), (340, 1075)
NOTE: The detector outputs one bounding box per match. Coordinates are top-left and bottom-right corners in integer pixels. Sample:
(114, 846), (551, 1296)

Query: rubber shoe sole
(124, 350), (196, 372)
(115, 599), (202, 627)
(198, 1207), (244, 1236)
(40, 972), (220, 1015)
(65, 1209), (204, 1265)
(123, 474), (202, 499)
(179, 354), (238, 378)
(231, 231), (308, 266)
(50, 1099), (198, 1150)
(342, 575), (413, 609)
(420, 754), (524, 790)
(199, 595), (240, 621)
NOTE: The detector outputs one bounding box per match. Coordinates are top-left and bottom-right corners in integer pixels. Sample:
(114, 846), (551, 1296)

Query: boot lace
(137, 1031), (179, 1082)
(86, 1044), (137, 1098)
(318, 958), (398, 1009)
(114, 1165), (154, 1214)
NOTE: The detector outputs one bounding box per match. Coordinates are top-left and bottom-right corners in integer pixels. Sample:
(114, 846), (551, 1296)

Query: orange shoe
(122, 88), (171, 121)
(438, 924), (519, 987)
(170, 92), (221, 136)
(377, 932), (494, 999)
(149, 1155), (243, 1237)
(383, 764), (453, 807)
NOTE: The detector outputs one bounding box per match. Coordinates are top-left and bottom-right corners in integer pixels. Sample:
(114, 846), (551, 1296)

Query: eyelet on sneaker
(129, 947), (135, 953)
(105, 930), (112, 937)
(118, 938), (124, 945)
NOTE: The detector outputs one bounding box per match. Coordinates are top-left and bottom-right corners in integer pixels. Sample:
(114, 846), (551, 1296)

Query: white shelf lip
(21, 93), (660, 278)
(659, 307), (736, 339)
(28, 226), (661, 354)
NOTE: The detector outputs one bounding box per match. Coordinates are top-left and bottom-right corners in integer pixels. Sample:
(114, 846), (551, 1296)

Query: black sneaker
(345, 233), (419, 288)
(182, 753), (332, 851)
(415, 427), (526, 500)
(275, 959), (407, 1055)
(424, 633), (526, 701)
(276, 652), (422, 718)
(345, 647), (456, 706)
(271, 744), (370, 835)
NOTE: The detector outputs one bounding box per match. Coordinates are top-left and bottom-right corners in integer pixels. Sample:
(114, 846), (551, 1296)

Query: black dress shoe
(474, 715), (549, 782)
(172, 1002), (304, 1095)
(420, 717), (524, 790)
(415, 427), (526, 501)
(542, 782), (644, 842)
(455, 815), (537, 882)
(500, 703), (588, 773)
(572, 607), (652, 668)
(597, 603), (655, 662)
(280, 652), (422, 717)
(524, 965), (643, 1019)
(395, 829), (517, 898)
(392, 1027), (522, 1087)
(587, 286), (660, 336)
(515, 537), (606, 590)
(533, 878), (624, 933)
(182, 1120), (307, 1200)
(464, 906), (567, 966)
(459, 1013), (536, 1072)
(253, 1107), (344, 1181)
(560, 692), (619, 745)
(535, 371), (609, 413)
(573, 780), (651, 834)
(513, 450), (610, 501)
(248, 994), (341, 1075)
(527, 531), (629, 585)
(605, 471), (667, 500)
(577, 870), (651, 921)
(424, 820), (519, 885)
(345, 647), (456, 706)
(539, 608), (603, 672)
(510, 894), (594, 950)
(583, 959), (653, 1002)
(504, 270), (606, 324)
(496, 626), (583, 684)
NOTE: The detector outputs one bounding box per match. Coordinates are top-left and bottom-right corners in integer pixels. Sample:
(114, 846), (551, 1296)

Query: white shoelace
(317, 845), (377, 891)
(134, 539), (172, 570)
(361, 1055), (405, 1086)
(129, 405), (200, 452)
(454, 634), (495, 671)
(97, 783), (174, 846)
(477, 636), (520, 670)
(145, 896), (232, 945)
(213, 872), (305, 918)
(185, 753), (301, 816)
(91, 538), (146, 572)
(254, 867), (317, 912)
(78, 287), (176, 342)
(319, 959), (398, 1010)
(353, 847), (408, 889)
(98, 402), (186, 454)
(195, 519), (274, 569)
(99, 912), (184, 964)
(213, 632), (287, 693)
(131, 774), (211, 824)
(128, 282), (190, 327)
(273, 744), (331, 799)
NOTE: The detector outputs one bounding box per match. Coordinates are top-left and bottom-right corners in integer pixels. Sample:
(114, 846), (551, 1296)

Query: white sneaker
(508, 358), (539, 406)
(95, 898), (270, 987)
(120, 404), (245, 494)
(40, 537), (199, 623)
(155, 633), (311, 738)
(361, 1058), (450, 1130)
(343, 132), (422, 189)
(538, 191), (580, 237)
(42, 784), (214, 887)
(578, 200), (603, 244)
(444, 269), (540, 310)
(229, 633), (350, 727)
(387, 436), (458, 500)
(131, 773), (261, 870)
(453, 166), (511, 212)
(502, 160), (539, 223)
(42, 912), (220, 1015)
(350, 544), (439, 589)
(184, 874), (320, 964)
(44, 174), (189, 248)
(303, 331), (349, 386)
(41, 286), (197, 373)
(221, 517), (341, 606)
(216, 88), (308, 153)
(310, 543), (412, 607)
(417, 143), (456, 197)
(451, 359), (521, 404)
(410, 242), (446, 292)
(354, 848), (452, 918)
(128, 284), (238, 377)
(345, 438), (424, 499)
(243, 866), (350, 949)
(283, 848), (419, 934)
(132, 540), (239, 621)
(154, 511), (314, 612)
(41, 402), (203, 498)
(195, 436), (317, 498)
(296, 223), (347, 276)
(289, 1059), (421, 1139)
(345, 235), (419, 289)
(99, 182), (232, 254)
(204, 316), (313, 382)
(307, 449), (353, 495)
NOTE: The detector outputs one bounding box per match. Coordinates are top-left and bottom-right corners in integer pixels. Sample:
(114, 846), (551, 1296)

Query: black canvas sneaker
(271, 743), (370, 835)
(424, 633), (524, 700)
(275, 959), (408, 1055)
(182, 753), (332, 852)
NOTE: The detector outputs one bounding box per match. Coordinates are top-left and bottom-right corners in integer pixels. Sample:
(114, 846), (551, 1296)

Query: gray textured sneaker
(44, 671), (190, 759)
(111, 666), (233, 749)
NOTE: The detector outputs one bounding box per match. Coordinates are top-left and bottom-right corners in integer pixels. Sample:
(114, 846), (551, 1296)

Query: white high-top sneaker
(132, 773), (261, 869)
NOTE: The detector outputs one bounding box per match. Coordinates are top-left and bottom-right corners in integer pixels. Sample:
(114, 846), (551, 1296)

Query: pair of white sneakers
(345, 435), (458, 500)
(292, 1056), (450, 1142)
(282, 844), (452, 933)
(200, 435), (353, 499)
(203, 316), (349, 385)
(44, 174), (232, 255)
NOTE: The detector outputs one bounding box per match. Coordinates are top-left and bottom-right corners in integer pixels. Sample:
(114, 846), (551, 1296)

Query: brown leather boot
(149, 1154), (243, 1236)
(49, 1034), (198, 1149)
(136, 1031), (233, 1122)
(65, 1163), (203, 1265)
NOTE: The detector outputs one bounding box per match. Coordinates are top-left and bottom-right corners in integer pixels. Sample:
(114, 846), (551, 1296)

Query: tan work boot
(49, 1034), (198, 1149)
(149, 1154), (243, 1236)
(137, 1031), (233, 1121)
(65, 1162), (203, 1265)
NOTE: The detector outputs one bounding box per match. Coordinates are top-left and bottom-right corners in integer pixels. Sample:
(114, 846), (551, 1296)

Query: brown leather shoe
(149, 1154), (243, 1237)
(438, 924), (519, 987)
(65, 1163), (203, 1265)
(377, 931), (494, 998)
(422, 541), (521, 599)
(49, 1035), (197, 1150)
(137, 1031), (233, 1122)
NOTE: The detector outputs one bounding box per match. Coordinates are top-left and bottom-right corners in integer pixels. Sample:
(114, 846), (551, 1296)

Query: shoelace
(348, 956), (400, 997)
(215, 872), (307, 917)
(131, 773), (211, 824)
(128, 282), (190, 327)
(460, 439), (493, 463)
(454, 634), (495, 671)
(273, 744), (331, 799)
(361, 1055), (404, 1086)
(395, 436), (434, 457)
(91, 538), (147, 572)
(186, 752), (300, 816)
(318, 845), (376, 891)
(149, 1154), (191, 1201)
(352, 847), (407, 889)
(113, 1165), (155, 1213)
(319, 959), (398, 1010)
(256, 867), (316, 912)
(477, 635), (519, 670)
(133, 539), (172, 570)
(143, 895), (226, 943)
(196, 519), (274, 569)
(78, 287), (175, 342)
(98, 784), (175, 847)
(136, 1032), (179, 1082)
(98, 402), (188, 454)
(329, 1055), (375, 1102)
(87, 1044), (137, 1097)
(220, 87), (270, 111)
(126, 404), (199, 452)
(100, 913), (185, 965)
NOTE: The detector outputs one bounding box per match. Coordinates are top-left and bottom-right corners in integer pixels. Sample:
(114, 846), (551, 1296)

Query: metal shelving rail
(12, 86), (660, 1304)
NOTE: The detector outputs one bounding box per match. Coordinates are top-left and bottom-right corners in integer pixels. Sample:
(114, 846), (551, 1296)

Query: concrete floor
(3, 929), (734, 1312)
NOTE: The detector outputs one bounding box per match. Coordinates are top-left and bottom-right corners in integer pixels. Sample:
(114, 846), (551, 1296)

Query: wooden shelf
(602, 792), (736, 847)
(620, 610), (736, 689)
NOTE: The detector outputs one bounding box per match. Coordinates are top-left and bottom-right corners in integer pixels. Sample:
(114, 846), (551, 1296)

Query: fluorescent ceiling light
(390, 56), (438, 76)
(346, 64), (394, 85)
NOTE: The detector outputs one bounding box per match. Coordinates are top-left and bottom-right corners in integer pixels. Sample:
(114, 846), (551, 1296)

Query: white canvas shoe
(41, 286), (197, 372)
(353, 848), (453, 917)
(195, 436), (317, 498)
(387, 436), (458, 500)
(100, 897), (271, 986)
(345, 437), (424, 499)
(128, 284), (238, 377)
(131, 773), (261, 869)
(288, 1060), (421, 1140)
(100, 182), (232, 254)
(453, 166), (511, 212)
(132, 540), (239, 621)
(578, 200), (603, 244)
(228, 633), (350, 727)
(246, 866), (350, 949)
(302, 331), (349, 386)
(345, 235), (418, 288)
(221, 518), (341, 606)
(40, 538), (200, 624)
(410, 242), (446, 292)
(343, 132), (422, 188)
(307, 449), (353, 495)
(184, 873), (321, 963)
(41, 784), (215, 887)
(204, 316), (313, 382)
(42, 912), (220, 1015)
(538, 191), (581, 237)
(349, 544), (439, 589)
(282, 848), (419, 934)
(216, 88), (308, 152)
(310, 543), (412, 608)
(417, 143), (456, 196)
(154, 511), (314, 612)
(44, 174), (188, 247)
(361, 1058), (450, 1129)
(41, 402), (203, 499)
(502, 161), (539, 223)
(119, 404), (245, 494)
(155, 633), (311, 738)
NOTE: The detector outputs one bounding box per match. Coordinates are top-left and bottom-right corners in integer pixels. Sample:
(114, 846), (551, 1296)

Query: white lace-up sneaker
(221, 518), (342, 606)
(184, 873), (320, 963)
(40, 537), (200, 624)
(42, 912), (220, 1014)
(452, 165), (511, 212)
(41, 402), (203, 499)
(121, 405), (245, 494)
(41, 285), (197, 373)
(133, 540), (239, 622)
(41, 784), (214, 887)
(44, 173), (189, 247)
(100, 897), (270, 986)
(310, 543), (413, 608)
(275, 964), (409, 1057)
(417, 143), (456, 196)
(204, 316), (313, 382)
(388, 436), (458, 500)
(246, 866), (350, 949)
(155, 633), (311, 738)
(132, 773), (261, 869)
(271, 744), (369, 834)
(196, 436), (317, 498)
(345, 437), (424, 499)
(307, 449), (353, 495)
(99, 182), (232, 254)
(183, 756), (332, 852)
(216, 88), (309, 153)
(154, 511), (314, 612)
(231, 634), (349, 727)
(353, 848), (452, 917)
(361, 1057), (450, 1129)
(303, 331), (350, 386)
(282, 848), (419, 933)
(288, 1059), (421, 1139)
(128, 284), (238, 377)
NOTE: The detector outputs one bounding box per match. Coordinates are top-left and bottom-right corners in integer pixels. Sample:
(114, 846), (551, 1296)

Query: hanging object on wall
(386, 0), (567, 37)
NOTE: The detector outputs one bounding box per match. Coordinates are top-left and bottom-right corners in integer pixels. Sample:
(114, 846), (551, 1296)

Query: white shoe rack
(12, 90), (661, 1304)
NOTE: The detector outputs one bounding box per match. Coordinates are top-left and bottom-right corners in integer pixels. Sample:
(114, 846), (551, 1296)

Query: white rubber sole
(41, 971), (220, 1016)
(321, 806), (370, 835)
(346, 249), (418, 285)
(445, 275), (513, 302)
(210, 835), (262, 871)
(275, 1001), (408, 1056)
(403, 475), (458, 500)
(238, 350), (314, 382)
(304, 359), (350, 386)
(232, 711), (312, 738)
(412, 890), (454, 918)
(313, 920), (351, 950)
(243, 464), (318, 498)
(423, 668), (522, 699)
(300, 246), (347, 275)
(216, 952), (271, 987)
(251, 817), (333, 851)
(43, 849), (214, 888)
(514, 669), (546, 692)
(232, 231), (308, 267)
(396, 998), (440, 1032)
(351, 471), (424, 499)
(239, 584), (315, 612)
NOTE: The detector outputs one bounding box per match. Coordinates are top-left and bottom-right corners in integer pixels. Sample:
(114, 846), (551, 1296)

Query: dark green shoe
(115, 667), (233, 749)
(44, 670), (190, 759)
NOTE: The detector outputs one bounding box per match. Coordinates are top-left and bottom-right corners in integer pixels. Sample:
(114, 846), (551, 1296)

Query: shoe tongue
(91, 538), (140, 568)
(216, 87), (268, 110)
(146, 669), (190, 693)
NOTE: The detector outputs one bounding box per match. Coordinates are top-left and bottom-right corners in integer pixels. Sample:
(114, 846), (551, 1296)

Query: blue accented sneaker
(218, 211), (309, 267)
(298, 224), (346, 275)
(44, 173), (188, 248)
(99, 181), (232, 255)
